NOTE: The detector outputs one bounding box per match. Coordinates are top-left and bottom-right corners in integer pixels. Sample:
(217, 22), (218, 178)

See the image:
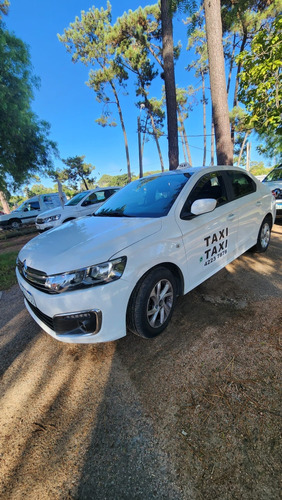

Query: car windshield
(65, 191), (91, 206)
(263, 168), (282, 182)
(13, 202), (26, 212)
(95, 173), (191, 218)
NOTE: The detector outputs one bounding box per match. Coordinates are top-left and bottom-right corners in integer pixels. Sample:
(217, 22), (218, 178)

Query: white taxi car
(262, 165), (282, 216)
(35, 186), (120, 231)
(16, 166), (276, 344)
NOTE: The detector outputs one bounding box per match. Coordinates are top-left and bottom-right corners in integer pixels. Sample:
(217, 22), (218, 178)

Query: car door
(225, 170), (262, 253)
(77, 190), (113, 217)
(176, 170), (238, 291)
(21, 201), (41, 225)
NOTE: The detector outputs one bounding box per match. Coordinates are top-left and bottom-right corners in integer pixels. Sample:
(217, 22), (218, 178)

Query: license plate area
(19, 282), (37, 307)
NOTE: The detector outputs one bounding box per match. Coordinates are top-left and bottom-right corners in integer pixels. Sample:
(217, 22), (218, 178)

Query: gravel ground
(0, 221), (281, 500)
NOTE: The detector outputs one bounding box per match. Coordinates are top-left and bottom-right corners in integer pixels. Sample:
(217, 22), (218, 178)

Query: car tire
(253, 216), (272, 253)
(10, 219), (22, 229)
(127, 266), (177, 339)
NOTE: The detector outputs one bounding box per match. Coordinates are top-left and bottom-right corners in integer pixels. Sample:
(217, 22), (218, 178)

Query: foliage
(58, 2), (132, 181)
(49, 156), (96, 191)
(249, 161), (272, 176)
(0, 23), (58, 191)
(237, 15), (282, 158)
(98, 173), (131, 187)
(0, 0), (9, 18)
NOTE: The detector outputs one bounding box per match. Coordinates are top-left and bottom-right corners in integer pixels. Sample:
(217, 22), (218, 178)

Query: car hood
(37, 206), (70, 218)
(19, 215), (162, 274)
(262, 180), (282, 190)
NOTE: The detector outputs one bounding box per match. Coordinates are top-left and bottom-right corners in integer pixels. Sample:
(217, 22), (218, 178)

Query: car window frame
(224, 170), (257, 201)
(180, 170), (230, 220)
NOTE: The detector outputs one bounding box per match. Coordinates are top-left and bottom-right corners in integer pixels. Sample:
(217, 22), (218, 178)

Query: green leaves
(237, 16), (282, 157)
(0, 24), (57, 190)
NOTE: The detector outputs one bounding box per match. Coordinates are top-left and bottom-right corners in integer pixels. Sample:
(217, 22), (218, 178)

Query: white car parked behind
(262, 165), (282, 216)
(17, 165), (276, 344)
(35, 186), (120, 231)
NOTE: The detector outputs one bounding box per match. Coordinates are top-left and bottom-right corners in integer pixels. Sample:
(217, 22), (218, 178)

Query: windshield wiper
(93, 211), (132, 217)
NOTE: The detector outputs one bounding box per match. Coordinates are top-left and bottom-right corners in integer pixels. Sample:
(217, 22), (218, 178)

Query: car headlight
(44, 257), (127, 293)
(41, 214), (61, 223)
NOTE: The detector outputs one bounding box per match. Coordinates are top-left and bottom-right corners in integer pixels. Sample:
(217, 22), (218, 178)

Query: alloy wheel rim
(147, 278), (174, 328)
(261, 223), (270, 248)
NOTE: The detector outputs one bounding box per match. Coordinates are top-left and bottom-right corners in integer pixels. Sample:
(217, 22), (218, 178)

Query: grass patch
(0, 251), (18, 290)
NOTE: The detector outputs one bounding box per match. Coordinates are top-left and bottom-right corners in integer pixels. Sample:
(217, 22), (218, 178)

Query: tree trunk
(201, 70), (207, 165)
(161, 0), (179, 170)
(80, 176), (89, 190)
(210, 115), (215, 166)
(180, 129), (188, 163)
(237, 130), (250, 167)
(149, 112), (165, 172)
(0, 191), (10, 213)
(227, 33), (236, 95)
(204, 0), (233, 165)
(110, 82), (131, 182)
(231, 31), (248, 144)
(141, 115), (149, 158)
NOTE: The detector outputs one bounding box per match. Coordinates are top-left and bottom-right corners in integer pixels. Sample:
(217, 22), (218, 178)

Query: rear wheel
(127, 266), (177, 338)
(253, 216), (271, 253)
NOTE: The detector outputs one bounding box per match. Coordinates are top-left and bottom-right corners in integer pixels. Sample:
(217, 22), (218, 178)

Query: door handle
(256, 201), (262, 206)
(227, 213), (235, 220)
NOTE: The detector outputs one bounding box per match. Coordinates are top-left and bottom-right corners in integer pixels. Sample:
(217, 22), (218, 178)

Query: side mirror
(23, 207), (28, 212)
(191, 198), (217, 216)
(81, 200), (91, 207)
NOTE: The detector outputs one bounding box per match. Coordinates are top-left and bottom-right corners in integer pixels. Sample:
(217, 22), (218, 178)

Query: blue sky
(5, 0), (269, 189)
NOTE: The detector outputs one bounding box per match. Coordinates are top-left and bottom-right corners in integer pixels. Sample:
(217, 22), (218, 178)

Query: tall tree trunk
(110, 82), (131, 182)
(182, 125), (192, 166)
(0, 191), (10, 213)
(83, 178), (89, 190)
(227, 33), (236, 95)
(141, 115), (149, 158)
(237, 130), (250, 167)
(161, 0), (179, 170)
(201, 70), (207, 165)
(178, 112), (192, 166)
(231, 31), (248, 144)
(204, 0), (233, 165)
(210, 115), (215, 166)
(149, 112), (165, 172)
(180, 129), (188, 163)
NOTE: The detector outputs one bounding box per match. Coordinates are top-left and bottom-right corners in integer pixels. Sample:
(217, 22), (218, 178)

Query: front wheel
(10, 219), (22, 229)
(127, 266), (177, 339)
(253, 217), (271, 253)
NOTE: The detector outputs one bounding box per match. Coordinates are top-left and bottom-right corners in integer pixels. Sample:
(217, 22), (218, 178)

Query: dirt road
(0, 222), (281, 499)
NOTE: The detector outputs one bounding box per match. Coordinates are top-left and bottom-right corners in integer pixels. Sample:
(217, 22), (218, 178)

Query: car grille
(17, 259), (53, 293)
(27, 300), (54, 331)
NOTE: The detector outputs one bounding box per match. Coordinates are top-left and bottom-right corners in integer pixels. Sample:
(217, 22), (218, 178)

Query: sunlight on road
(0, 330), (116, 498)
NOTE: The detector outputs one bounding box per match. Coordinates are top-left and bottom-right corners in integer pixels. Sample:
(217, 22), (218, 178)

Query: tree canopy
(237, 15), (282, 159)
(49, 155), (96, 191)
(0, 20), (57, 192)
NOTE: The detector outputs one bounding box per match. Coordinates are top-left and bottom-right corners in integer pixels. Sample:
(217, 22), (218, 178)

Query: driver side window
(181, 172), (227, 217)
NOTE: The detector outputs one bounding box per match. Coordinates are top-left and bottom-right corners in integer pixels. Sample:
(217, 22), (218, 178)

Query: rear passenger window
(227, 172), (256, 199)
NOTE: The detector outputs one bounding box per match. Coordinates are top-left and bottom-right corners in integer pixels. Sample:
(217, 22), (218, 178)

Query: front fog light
(53, 310), (102, 335)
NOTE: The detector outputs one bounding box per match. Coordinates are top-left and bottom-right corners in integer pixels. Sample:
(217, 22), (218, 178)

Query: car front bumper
(275, 200), (282, 215)
(16, 267), (129, 344)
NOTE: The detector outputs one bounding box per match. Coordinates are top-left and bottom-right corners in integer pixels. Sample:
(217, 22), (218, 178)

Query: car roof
(140, 165), (252, 180)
